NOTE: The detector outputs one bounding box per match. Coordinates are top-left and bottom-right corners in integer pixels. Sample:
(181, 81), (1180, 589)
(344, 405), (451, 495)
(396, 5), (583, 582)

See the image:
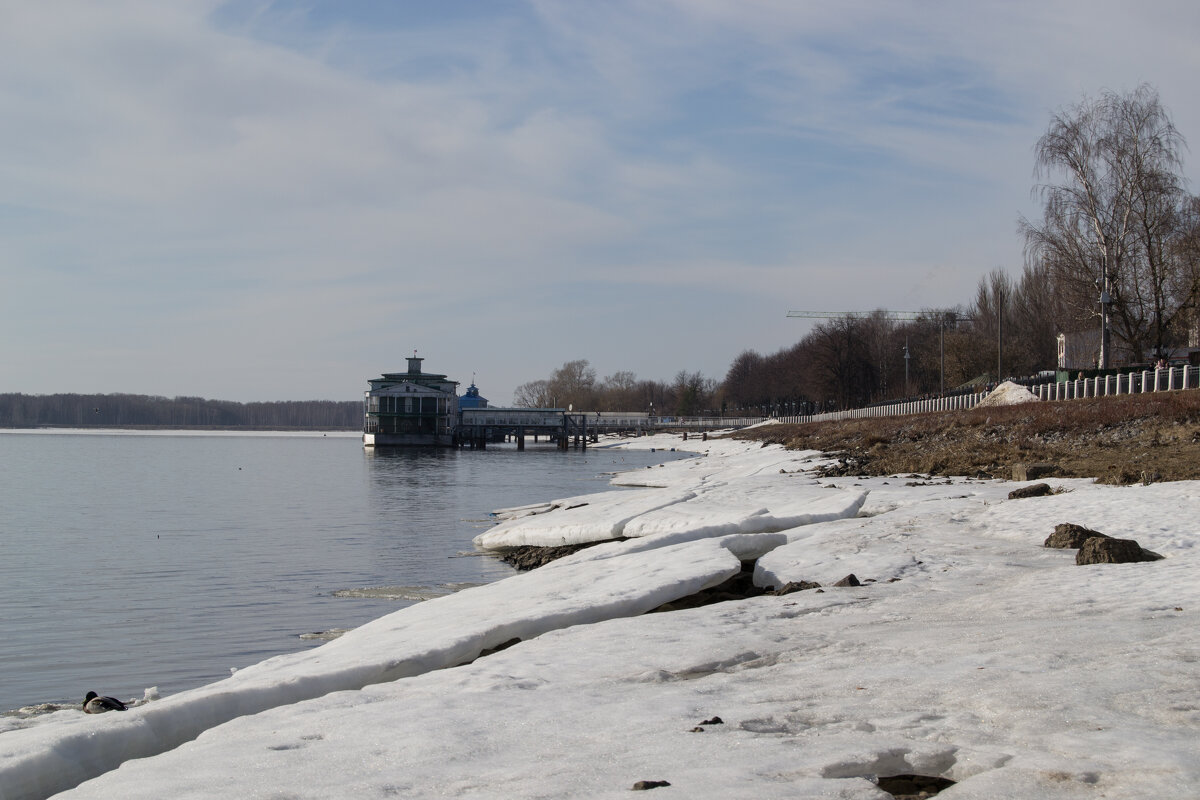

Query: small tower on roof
(407, 350), (423, 374)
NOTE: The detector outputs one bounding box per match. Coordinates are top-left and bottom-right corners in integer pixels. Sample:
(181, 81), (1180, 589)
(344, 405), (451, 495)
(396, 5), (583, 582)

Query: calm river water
(0, 430), (683, 713)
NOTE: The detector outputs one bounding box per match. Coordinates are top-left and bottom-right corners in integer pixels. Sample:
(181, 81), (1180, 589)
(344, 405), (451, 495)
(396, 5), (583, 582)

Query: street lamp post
(1099, 286), (1112, 369)
(903, 338), (911, 397)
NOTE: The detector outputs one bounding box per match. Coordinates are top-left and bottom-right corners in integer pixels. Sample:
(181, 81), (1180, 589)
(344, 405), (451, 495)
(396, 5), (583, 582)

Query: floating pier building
(362, 355), (458, 447)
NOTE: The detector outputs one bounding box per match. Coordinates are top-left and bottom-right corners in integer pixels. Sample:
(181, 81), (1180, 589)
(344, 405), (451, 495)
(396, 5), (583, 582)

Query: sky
(2, 1), (1199, 403)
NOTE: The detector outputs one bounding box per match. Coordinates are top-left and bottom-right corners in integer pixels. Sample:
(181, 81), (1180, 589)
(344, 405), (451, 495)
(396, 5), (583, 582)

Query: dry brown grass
(731, 391), (1200, 483)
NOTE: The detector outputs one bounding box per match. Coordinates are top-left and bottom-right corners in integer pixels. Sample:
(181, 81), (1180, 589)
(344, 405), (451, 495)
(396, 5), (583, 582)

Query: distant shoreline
(0, 393), (362, 429)
(0, 425), (360, 433)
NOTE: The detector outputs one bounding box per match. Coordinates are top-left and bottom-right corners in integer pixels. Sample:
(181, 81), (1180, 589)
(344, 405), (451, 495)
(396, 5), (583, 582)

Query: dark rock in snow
(500, 540), (617, 570)
(1008, 482), (1054, 499)
(833, 574), (861, 587)
(1045, 523), (1110, 549)
(1076, 536), (1164, 565)
(769, 581), (822, 595)
(632, 780), (671, 790)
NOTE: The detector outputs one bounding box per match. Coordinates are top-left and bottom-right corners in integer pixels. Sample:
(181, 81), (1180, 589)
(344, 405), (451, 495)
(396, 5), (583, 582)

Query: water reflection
(1, 433), (685, 711)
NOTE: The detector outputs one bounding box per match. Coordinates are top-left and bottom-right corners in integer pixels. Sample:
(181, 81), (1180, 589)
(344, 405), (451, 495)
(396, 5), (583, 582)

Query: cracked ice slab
(0, 536), (753, 800)
(474, 487), (697, 549)
(475, 458), (866, 550)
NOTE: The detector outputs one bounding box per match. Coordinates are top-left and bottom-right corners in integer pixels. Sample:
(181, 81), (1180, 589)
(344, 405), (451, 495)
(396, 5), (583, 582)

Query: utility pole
(1099, 284), (1112, 370)
(903, 337), (911, 397)
(996, 288), (1004, 381)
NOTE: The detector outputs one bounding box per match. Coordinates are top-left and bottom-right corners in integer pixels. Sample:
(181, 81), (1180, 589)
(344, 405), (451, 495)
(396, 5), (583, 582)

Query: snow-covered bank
(475, 439), (866, 550)
(3, 434), (1198, 798)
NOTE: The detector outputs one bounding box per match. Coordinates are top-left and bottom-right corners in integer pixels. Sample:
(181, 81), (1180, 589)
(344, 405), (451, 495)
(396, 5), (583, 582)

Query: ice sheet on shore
(5, 434), (1200, 799)
(475, 440), (861, 550)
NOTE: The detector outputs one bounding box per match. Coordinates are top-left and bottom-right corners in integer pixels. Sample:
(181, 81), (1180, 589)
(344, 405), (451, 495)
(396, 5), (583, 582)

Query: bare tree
(511, 379), (552, 407)
(808, 316), (876, 409)
(858, 310), (899, 400)
(1009, 261), (1065, 373)
(547, 359), (597, 409)
(598, 370), (639, 411)
(670, 370), (712, 416)
(1021, 84), (1193, 365)
(722, 350), (767, 410)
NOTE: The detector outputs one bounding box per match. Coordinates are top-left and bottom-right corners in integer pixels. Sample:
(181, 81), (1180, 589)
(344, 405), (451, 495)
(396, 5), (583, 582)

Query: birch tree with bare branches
(1021, 84), (1196, 365)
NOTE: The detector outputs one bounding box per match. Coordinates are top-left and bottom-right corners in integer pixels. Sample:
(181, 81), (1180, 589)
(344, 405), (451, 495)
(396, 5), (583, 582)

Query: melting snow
(976, 380), (1040, 407)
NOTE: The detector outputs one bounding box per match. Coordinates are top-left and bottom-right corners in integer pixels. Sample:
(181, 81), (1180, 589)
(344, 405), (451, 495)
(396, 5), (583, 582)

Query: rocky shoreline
(496, 392), (1199, 579)
(734, 390), (1200, 483)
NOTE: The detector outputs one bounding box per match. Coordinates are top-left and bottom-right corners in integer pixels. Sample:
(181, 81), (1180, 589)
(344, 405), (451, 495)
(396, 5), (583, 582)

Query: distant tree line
(517, 86), (1200, 417)
(721, 263), (1061, 414)
(0, 394), (362, 429)
(512, 360), (718, 417)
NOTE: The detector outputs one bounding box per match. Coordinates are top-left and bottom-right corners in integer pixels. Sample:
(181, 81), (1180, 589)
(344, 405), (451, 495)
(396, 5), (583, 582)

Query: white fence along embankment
(751, 364), (1200, 427)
